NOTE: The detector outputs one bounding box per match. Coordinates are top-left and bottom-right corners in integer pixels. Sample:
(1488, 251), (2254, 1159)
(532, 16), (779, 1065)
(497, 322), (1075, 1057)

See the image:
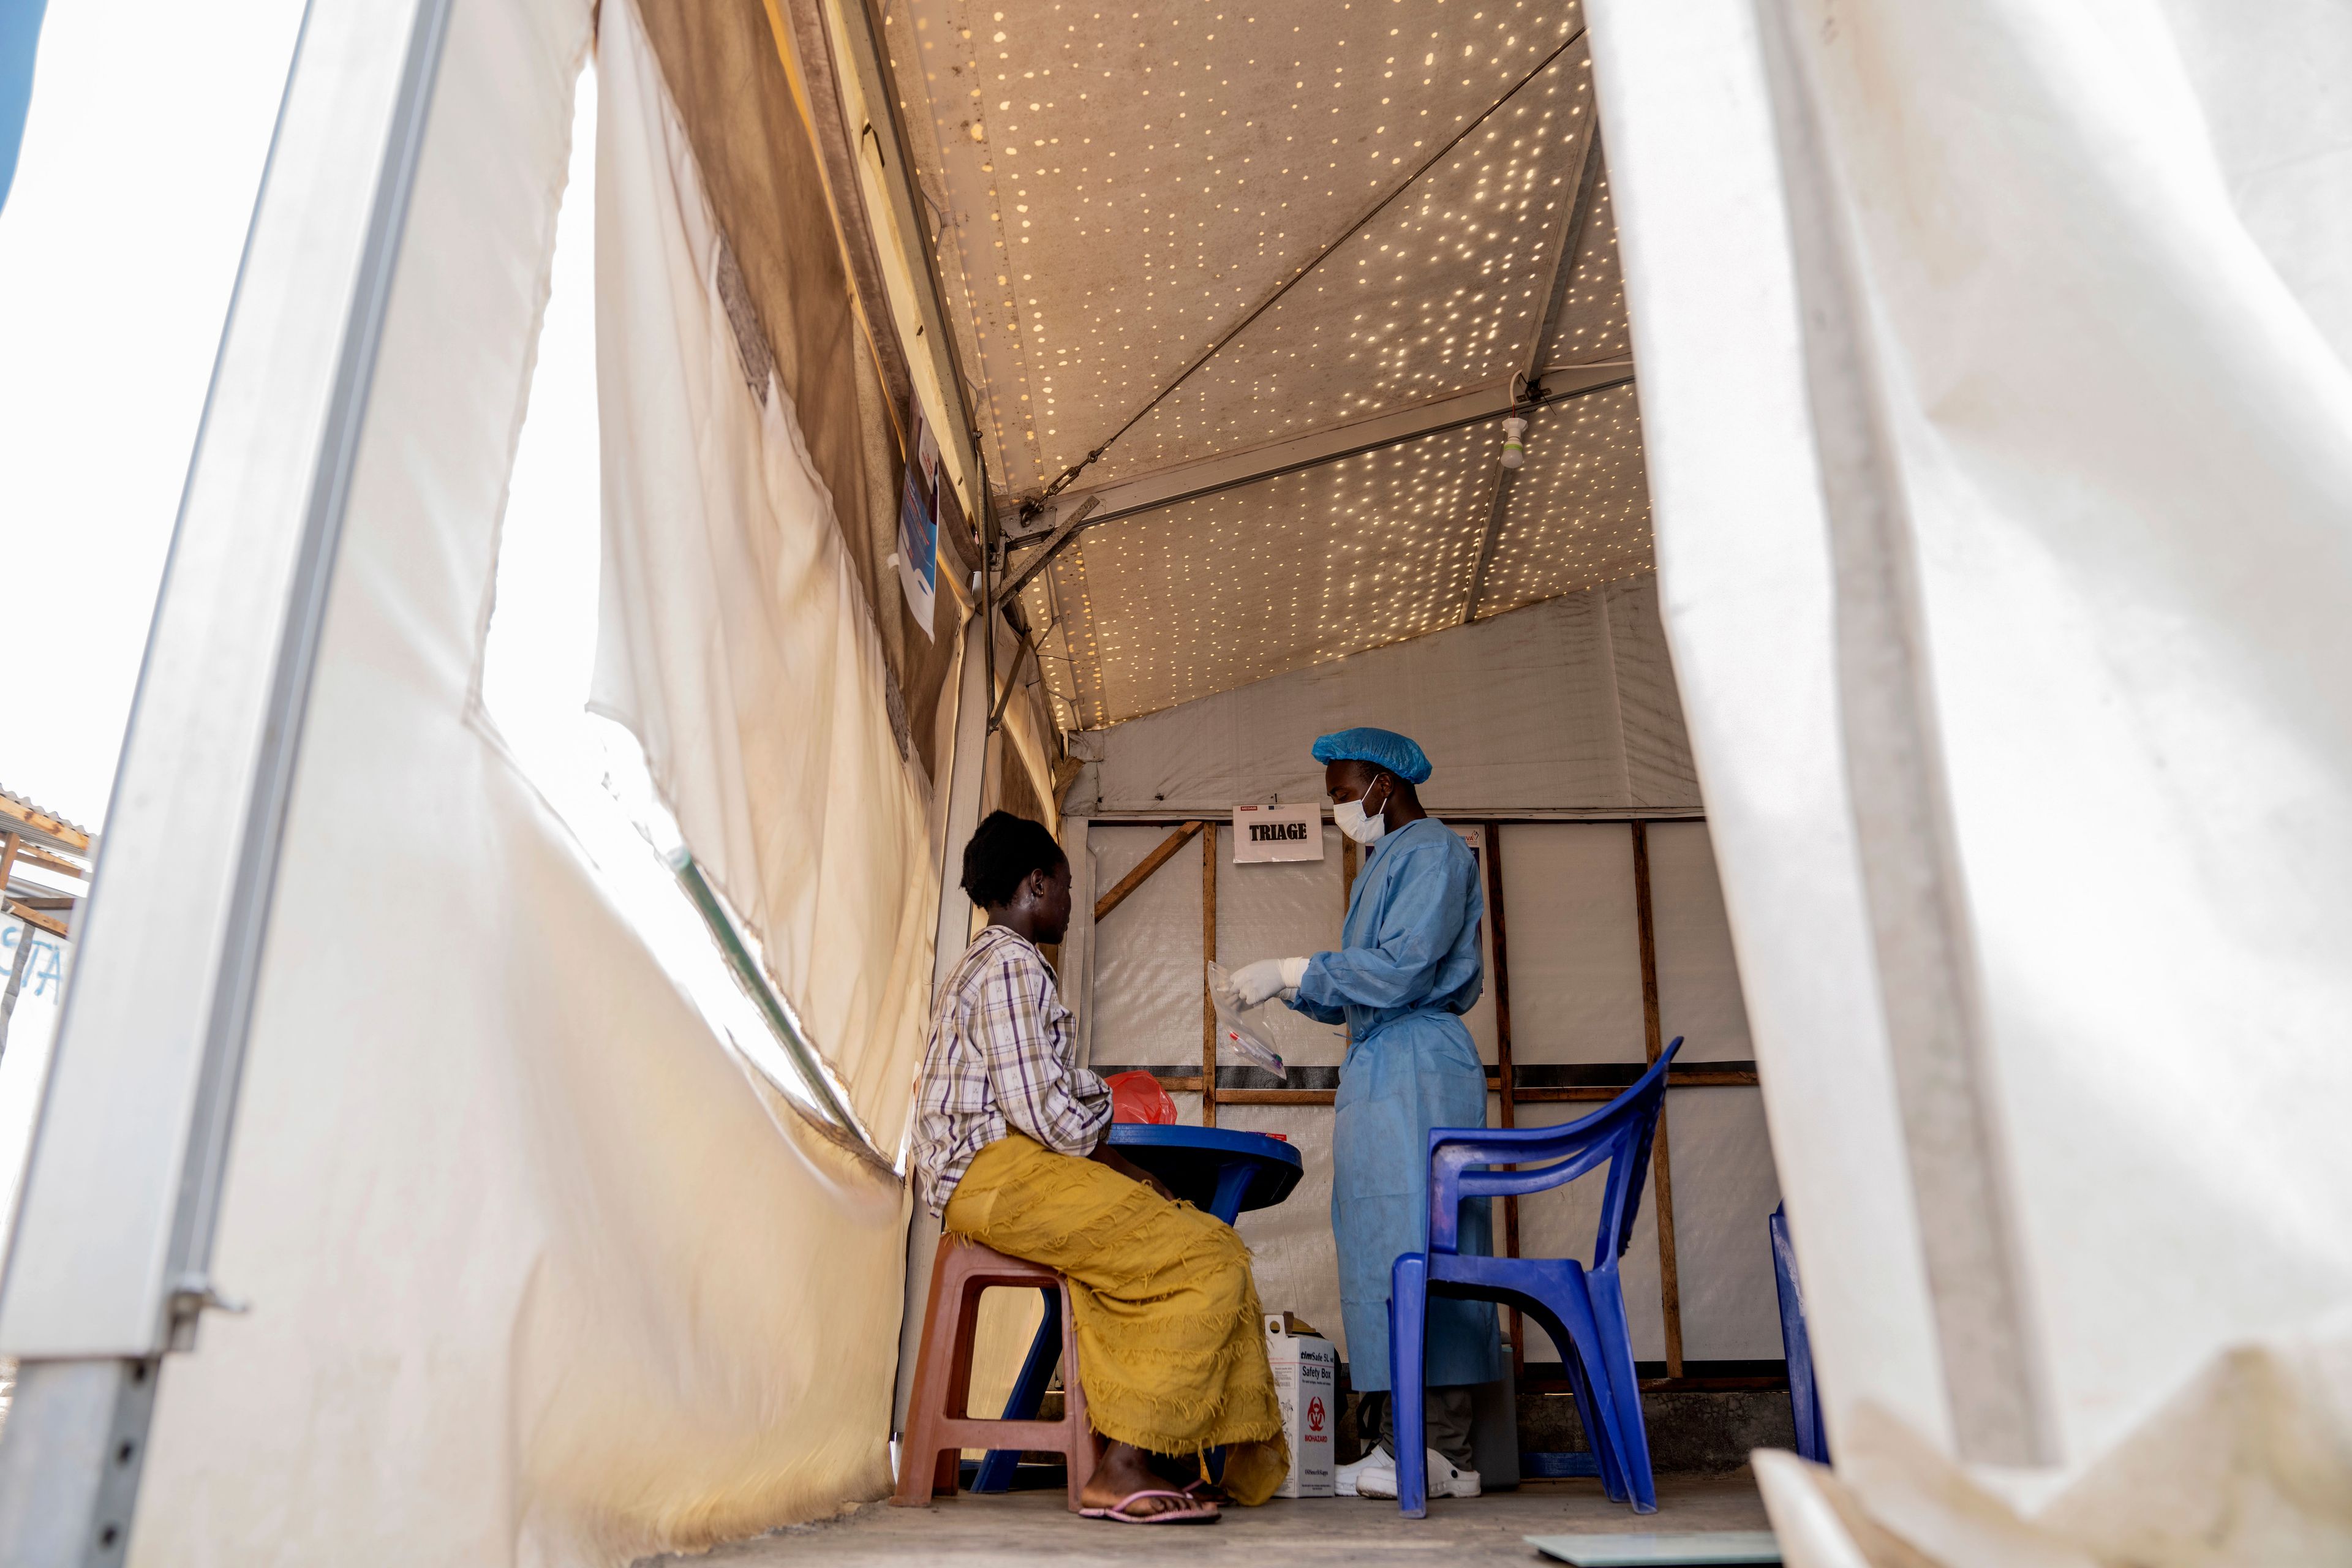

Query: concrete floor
(643, 1472), (1770, 1566)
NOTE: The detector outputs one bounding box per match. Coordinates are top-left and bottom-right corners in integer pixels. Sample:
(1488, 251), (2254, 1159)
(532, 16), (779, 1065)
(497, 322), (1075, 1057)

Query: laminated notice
(1233, 802), (1324, 863)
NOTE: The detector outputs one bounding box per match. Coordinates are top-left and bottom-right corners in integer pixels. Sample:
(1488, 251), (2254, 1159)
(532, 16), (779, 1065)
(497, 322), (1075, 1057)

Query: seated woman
(911, 810), (1288, 1525)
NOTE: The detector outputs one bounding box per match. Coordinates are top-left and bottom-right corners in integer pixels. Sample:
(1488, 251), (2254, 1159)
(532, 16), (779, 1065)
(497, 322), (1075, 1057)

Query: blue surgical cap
(1311, 726), (1431, 785)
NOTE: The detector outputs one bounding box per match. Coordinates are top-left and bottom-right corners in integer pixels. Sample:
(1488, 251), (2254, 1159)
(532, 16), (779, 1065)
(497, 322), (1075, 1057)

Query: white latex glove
(1231, 956), (1310, 1008)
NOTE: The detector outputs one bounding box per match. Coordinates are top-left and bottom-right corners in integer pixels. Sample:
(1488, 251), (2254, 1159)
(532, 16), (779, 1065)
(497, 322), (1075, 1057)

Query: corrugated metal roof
(1, 786), (94, 857)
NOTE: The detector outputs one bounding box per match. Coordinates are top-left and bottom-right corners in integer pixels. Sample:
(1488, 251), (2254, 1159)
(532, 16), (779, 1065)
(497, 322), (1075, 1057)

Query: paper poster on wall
(897, 463), (937, 640)
(916, 407), (941, 497)
(1234, 802), (1325, 864)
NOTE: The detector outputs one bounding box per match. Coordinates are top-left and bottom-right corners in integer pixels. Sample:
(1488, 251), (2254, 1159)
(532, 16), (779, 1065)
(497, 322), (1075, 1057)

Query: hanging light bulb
(1499, 415), (1528, 470)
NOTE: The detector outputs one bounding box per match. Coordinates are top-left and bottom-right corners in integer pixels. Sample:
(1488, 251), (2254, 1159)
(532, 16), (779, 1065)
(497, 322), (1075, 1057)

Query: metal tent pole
(0, 0), (456, 1559)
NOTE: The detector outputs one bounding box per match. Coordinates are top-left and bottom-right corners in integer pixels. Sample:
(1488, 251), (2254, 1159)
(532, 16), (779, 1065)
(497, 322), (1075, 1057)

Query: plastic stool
(892, 1235), (1096, 1510)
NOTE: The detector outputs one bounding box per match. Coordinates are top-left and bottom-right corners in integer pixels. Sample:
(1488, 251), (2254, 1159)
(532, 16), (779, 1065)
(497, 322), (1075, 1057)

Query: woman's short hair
(960, 810), (1068, 907)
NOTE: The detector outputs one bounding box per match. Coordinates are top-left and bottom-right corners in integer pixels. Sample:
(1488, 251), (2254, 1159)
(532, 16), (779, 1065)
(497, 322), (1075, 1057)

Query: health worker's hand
(1231, 956), (1309, 1008)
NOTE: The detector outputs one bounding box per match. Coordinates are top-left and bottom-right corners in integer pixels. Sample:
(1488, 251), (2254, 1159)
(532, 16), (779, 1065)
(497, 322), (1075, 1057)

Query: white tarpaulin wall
(1084, 816), (1778, 1374)
(123, 2), (919, 1559)
(1502, 820), (1783, 1367)
(1591, 0), (2352, 1559)
(1077, 577), (1697, 818)
(1078, 596), (1781, 1375)
(590, 0), (939, 1146)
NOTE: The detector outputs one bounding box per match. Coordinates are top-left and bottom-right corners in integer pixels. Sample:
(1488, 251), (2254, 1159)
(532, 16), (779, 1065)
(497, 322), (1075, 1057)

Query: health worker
(1228, 727), (1499, 1502)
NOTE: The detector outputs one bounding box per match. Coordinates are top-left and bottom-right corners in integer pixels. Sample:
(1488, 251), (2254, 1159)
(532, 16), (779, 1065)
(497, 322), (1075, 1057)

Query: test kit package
(1263, 1313), (1338, 1497)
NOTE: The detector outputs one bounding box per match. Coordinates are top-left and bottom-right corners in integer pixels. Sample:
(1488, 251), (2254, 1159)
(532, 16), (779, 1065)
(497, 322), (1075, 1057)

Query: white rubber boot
(1353, 1448), (1482, 1501)
(1333, 1443), (1391, 1498)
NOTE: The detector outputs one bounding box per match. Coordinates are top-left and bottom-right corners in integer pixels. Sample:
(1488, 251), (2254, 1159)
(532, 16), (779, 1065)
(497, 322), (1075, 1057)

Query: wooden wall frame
(1088, 813), (1770, 1394)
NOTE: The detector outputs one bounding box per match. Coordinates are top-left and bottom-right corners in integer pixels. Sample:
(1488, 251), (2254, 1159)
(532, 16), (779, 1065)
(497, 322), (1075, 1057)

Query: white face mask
(1333, 777), (1391, 846)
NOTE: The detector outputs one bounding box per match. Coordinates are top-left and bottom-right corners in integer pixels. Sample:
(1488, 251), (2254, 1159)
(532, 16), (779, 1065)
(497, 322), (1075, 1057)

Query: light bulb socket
(1499, 415), (1529, 469)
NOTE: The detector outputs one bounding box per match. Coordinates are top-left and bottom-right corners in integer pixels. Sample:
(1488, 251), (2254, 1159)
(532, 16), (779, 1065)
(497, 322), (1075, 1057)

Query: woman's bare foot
(1081, 1441), (1213, 1520)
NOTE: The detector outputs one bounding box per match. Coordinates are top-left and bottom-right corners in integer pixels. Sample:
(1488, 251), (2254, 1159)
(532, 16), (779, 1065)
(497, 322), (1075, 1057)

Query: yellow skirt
(943, 1133), (1289, 1504)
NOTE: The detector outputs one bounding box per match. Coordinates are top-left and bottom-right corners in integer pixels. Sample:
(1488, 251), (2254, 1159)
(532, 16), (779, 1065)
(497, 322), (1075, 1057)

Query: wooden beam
(0, 800), (88, 854)
(1650, 1100), (1686, 1379)
(1509, 1070), (1759, 1102)
(1634, 826), (1662, 1065)
(1201, 821), (1218, 1128)
(1481, 820), (1527, 1383)
(1092, 820), (1204, 922)
(1134, 1077), (1336, 1105)
(6, 902), (70, 941)
(1142, 1066), (1759, 1109)
(13, 845), (88, 881)
(1482, 824), (1518, 1132)
(1214, 1088), (1336, 1106)
(1631, 821), (1684, 1379)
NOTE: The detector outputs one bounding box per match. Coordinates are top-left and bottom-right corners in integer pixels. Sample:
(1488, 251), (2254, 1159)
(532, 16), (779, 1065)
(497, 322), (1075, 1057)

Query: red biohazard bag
(1105, 1069), (1178, 1125)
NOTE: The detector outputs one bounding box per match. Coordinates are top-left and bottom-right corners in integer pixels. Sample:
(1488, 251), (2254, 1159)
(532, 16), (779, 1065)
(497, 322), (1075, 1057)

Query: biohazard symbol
(1305, 1396), (1327, 1435)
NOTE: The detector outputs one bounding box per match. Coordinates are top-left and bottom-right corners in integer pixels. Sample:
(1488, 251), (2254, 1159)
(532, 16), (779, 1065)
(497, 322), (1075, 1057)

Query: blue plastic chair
(1769, 1203), (1830, 1464)
(1389, 1037), (1682, 1518)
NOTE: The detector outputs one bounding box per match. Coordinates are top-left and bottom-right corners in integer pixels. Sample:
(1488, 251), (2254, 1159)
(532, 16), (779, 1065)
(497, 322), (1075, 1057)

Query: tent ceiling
(884, 0), (1653, 729)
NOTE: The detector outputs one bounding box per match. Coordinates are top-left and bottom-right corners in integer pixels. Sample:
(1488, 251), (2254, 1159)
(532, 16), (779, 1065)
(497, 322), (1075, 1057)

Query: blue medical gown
(1289, 818), (1501, 1392)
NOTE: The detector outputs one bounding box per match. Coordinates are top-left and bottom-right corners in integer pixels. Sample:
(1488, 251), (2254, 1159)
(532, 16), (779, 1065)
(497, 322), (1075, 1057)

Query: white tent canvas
(1591, 0), (2352, 1556)
(0, 0), (2345, 1562)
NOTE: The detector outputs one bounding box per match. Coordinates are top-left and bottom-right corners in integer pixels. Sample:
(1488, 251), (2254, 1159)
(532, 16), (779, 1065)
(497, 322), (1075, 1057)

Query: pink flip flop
(1080, 1488), (1222, 1525)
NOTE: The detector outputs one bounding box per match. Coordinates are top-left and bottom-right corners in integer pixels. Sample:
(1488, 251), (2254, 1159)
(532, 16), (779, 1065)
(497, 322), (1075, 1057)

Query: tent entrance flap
(9, 0), (2348, 1556)
(591, 0), (940, 1147)
(0, 0), (464, 1555)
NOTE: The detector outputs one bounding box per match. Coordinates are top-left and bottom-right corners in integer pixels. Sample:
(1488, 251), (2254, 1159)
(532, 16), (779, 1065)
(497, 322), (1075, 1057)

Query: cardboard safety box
(1263, 1313), (1337, 1498)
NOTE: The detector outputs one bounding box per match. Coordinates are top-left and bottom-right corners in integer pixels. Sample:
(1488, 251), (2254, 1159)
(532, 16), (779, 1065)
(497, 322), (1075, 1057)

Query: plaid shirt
(913, 924), (1111, 1215)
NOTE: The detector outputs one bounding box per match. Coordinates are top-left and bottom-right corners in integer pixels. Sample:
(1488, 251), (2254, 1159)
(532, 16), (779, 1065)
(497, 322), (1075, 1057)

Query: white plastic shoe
(1333, 1443), (1390, 1497)
(1351, 1447), (1482, 1501)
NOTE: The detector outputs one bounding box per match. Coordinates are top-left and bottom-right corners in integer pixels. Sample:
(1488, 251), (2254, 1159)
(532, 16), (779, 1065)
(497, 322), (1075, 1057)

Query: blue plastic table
(970, 1124), (1303, 1491)
(1102, 1122), (1304, 1218)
